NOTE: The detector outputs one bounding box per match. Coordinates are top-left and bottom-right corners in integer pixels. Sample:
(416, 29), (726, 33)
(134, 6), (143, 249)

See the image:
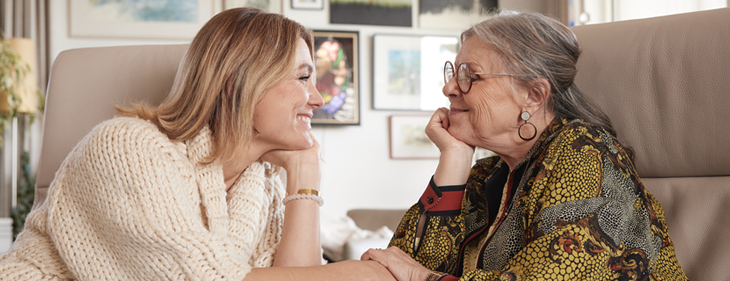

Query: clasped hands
(361, 247), (435, 281)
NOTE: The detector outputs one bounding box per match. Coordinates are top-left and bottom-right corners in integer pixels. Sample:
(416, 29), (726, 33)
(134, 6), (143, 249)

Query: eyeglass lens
(443, 61), (472, 93)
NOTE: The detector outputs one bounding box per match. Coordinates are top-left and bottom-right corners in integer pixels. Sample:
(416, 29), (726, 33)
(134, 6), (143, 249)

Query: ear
(523, 78), (551, 112)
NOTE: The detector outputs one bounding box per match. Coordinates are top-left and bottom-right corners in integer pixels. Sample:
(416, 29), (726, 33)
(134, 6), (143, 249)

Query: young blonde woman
(0, 8), (394, 281)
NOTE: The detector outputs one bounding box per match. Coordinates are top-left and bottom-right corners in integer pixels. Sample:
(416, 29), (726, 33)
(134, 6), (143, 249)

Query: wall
(614, 0), (726, 21)
(581, 0), (727, 24)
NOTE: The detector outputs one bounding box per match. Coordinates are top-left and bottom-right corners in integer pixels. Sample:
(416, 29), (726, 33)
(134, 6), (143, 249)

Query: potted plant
(0, 34), (44, 239)
(0, 36), (33, 136)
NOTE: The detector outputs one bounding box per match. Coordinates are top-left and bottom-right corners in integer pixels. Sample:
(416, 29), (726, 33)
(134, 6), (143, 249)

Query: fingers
(426, 108), (463, 152)
(435, 107), (450, 130)
(428, 107), (450, 128)
(363, 247), (432, 281)
(360, 249), (375, 261)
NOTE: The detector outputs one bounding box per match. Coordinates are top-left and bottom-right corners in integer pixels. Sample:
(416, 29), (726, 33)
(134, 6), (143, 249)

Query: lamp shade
(0, 38), (38, 114)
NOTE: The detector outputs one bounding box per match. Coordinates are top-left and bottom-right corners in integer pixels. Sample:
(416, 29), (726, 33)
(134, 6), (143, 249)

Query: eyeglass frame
(443, 61), (525, 94)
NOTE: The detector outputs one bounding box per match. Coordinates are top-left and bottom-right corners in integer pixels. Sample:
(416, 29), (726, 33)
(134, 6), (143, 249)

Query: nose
(443, 76), (462, 99)
(308, 80), (325, 109)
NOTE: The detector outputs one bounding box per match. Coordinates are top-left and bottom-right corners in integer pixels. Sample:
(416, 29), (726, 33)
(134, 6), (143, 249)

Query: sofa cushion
(643, 177), (730, 280)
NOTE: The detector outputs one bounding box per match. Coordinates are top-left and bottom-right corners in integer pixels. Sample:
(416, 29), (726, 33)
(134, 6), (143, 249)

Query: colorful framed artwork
(291, 0), (323, 10)
(224, 0), (282, 13)
(330, 0), (411, 27)
(419, 0), (497, 30)
(312, 30), (360, 125)
(389, 115), (439, 159)
(68, 0), (216, 40)
(372, 34), (459, 111)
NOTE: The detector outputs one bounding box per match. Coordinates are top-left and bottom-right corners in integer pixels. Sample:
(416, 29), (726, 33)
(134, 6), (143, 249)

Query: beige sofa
(348, 8), (730, 280)
(32, 7), (729, 281)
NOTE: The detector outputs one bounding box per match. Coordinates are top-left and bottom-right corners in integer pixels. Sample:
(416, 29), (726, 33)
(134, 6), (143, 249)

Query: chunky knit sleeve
(43, 118), (250, 280)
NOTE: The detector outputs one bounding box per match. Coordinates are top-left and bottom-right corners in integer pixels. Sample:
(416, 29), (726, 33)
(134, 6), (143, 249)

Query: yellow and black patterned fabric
(389, 119), (688, 281)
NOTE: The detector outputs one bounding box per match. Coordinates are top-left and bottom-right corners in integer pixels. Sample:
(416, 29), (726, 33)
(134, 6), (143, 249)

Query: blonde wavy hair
(117, 8), (313, 164)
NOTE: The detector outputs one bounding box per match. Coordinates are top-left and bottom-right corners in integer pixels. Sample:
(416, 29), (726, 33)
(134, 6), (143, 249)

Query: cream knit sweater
(0, 117), (286, 280)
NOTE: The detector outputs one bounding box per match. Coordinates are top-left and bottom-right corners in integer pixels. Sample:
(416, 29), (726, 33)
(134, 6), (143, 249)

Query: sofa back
(571, 8), (730, 280)
(35, 45), (188, 206)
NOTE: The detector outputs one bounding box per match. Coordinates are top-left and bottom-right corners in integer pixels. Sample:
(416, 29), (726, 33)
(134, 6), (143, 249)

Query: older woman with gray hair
(362, 11), (687, 281)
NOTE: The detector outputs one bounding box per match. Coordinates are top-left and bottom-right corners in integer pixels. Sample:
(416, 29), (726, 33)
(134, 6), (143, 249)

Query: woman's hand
(260, 133), (321, 173)
(360, 247), (432, 281)
(425, 107), (473, 155)
(261, 133), (321, 195)
(427, 108), (474, 186)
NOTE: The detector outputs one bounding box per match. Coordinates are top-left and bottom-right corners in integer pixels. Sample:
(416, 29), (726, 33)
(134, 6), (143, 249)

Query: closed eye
(299, 75), (311, 82)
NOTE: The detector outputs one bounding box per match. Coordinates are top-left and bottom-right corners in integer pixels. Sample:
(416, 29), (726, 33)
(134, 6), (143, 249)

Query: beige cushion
(571, 8), (730, 281)
(643, 177), (730, 280)
(572, 8), (730, 178)
(35, 44), (188, 207)
(346, 209), (406, 232)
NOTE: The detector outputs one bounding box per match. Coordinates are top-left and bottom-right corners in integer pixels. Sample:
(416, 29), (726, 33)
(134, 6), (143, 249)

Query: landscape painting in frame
(419, 0), (498, 29)
(69, 0), (215, 39)
(224, 0), (282, 13)
(389, 115), (439, 159)
(312, 30), (360, 125)
(372, 34), (458, 111)
(330, 0), (412, 27)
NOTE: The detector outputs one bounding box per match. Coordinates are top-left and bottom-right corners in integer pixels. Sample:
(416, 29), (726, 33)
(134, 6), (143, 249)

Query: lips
(449, 107), (469, 115)
(297, 116), (311, 123)
(297, 113), (312, 127)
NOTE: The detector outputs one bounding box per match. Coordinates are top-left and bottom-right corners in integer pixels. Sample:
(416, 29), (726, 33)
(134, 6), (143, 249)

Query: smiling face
(252, 38), (324, 151)
(443, 36), (528, 149)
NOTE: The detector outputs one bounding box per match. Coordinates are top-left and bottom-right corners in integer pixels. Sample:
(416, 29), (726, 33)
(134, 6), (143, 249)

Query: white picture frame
(389, 115), (440, 159)
(291, 0), (323, 10)
(68, 0), (216, 40)
(373, 34), (458, 111)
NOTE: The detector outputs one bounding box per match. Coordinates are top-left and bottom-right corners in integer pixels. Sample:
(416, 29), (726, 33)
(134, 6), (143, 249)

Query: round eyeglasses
(443, 61), (521, 94)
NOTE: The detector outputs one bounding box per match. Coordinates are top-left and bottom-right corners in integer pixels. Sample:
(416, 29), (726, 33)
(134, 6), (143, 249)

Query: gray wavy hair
(463, 11), (633, 159)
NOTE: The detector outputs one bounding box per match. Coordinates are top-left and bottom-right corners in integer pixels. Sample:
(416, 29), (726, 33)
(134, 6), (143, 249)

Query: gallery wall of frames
(51, 0), (532, 217)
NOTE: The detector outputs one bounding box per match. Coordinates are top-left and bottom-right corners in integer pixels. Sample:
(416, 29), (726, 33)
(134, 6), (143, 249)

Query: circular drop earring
(518, 111), (537, 141)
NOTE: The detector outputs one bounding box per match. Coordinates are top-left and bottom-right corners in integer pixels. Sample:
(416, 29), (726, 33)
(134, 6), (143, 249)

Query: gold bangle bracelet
(285, 189), (319, 197)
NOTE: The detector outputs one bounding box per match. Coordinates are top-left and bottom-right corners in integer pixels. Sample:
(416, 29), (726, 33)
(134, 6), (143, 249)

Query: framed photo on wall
(419, 0), (497, 30)
(291, 0), (323, 10)
(68, 0), (216, 40)
(389, 115), (439, 159)
(311, 30), (360, 125)
(224, 0), (282, 13)
(330, 0), (411, 27)
(373, 34), (458, 111)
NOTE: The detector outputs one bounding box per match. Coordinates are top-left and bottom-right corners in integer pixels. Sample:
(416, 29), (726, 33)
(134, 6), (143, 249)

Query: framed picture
(68, 0), (216, 40)
(389, 115), (439, 159)
(291, 0), (323, 10)
(372, 34), (458, 111)
(311, 30), (360, 125)
(419, 0), (497, 30)
(330, 0), (411, 27)
(224, 0), (282, 13)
